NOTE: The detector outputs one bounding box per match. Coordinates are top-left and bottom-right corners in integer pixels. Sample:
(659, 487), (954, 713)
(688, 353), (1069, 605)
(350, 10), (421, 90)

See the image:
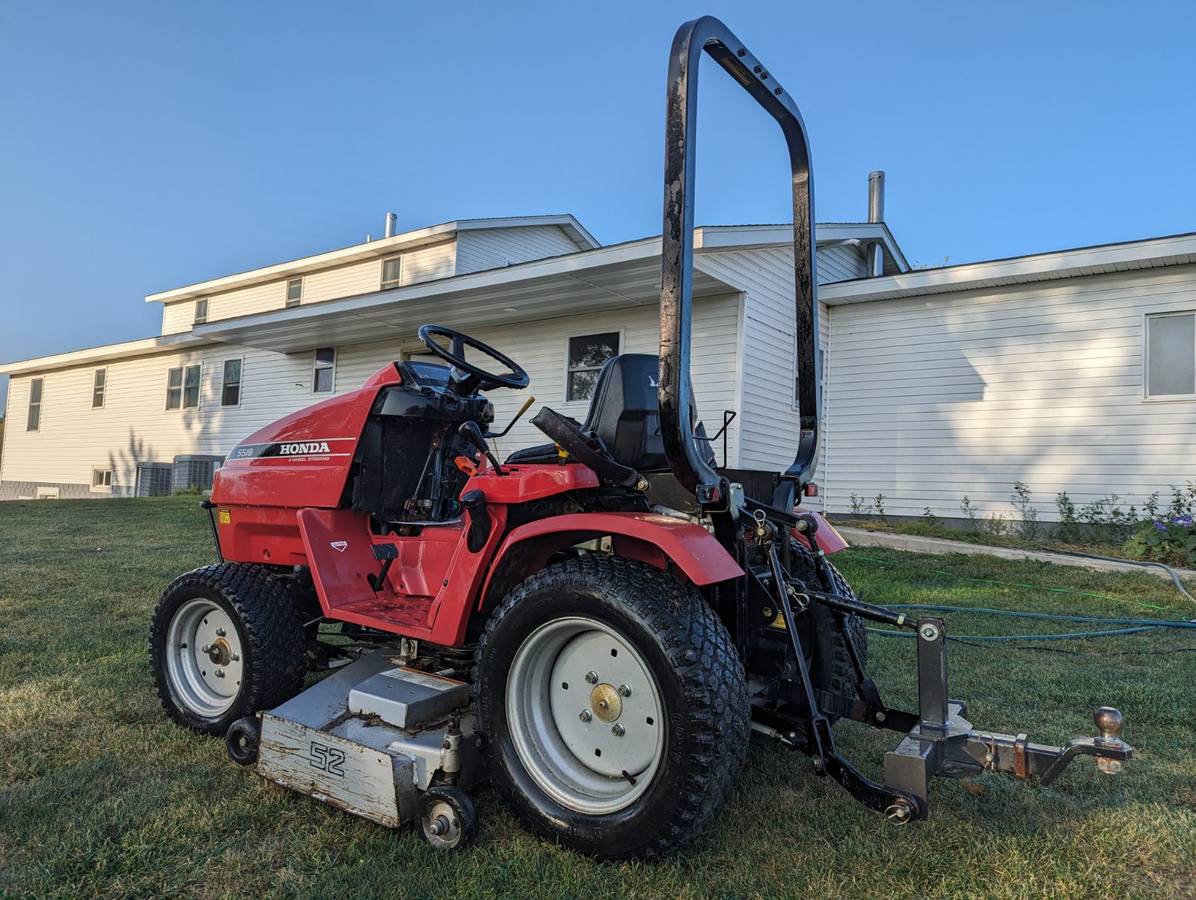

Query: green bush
(1124, 515), (1196, 567)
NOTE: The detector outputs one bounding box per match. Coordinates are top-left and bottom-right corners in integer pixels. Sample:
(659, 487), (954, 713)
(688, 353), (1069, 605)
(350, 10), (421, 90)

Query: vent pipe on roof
(384, 212), (398, 239)
(866, 170), (885, 276)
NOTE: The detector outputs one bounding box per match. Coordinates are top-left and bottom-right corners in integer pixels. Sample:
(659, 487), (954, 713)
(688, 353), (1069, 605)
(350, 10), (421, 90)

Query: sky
(1, 1), (1193, 413)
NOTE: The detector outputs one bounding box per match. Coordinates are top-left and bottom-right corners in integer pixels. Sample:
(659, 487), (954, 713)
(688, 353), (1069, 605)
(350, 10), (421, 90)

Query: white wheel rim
(164, 599), (244, 719)
(506, 616), (665, 815)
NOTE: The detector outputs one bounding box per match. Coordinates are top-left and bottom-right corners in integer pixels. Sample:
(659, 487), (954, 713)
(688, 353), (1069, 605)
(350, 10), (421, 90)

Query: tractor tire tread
(149, 563), (307, 735)
(474, 555), (750, 860)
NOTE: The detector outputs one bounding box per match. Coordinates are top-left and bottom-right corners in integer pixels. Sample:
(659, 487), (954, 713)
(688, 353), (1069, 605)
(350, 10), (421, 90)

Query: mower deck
(244, 650), (481, 846)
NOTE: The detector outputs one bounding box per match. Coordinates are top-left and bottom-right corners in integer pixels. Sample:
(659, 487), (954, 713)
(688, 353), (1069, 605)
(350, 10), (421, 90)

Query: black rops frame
(659, 16), (818, 510)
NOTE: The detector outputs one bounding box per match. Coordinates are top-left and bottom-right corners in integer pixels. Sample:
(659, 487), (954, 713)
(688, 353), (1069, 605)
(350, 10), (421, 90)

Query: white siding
(160, 241), (458, 334)
(818, 244), (868, 283)
(4, 294), (741, 491)
(455, 226), (581, 275)
(698, 244), (861, 507)
(822, 265), (1196, 520)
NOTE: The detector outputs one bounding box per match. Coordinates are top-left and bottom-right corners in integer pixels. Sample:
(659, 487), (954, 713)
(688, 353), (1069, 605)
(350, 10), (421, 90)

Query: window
(286, 277), (303, 307)
(91, 467), (113, 493)
(313, 347), (335, 393)
(92, 368), (106, 408)
(194, 298), (209, 324)
(221, 359), (242, 407)
(1146, 312), (1196, 399)
(27, 377), (43, 431)
(381, 257), (403, 289)
(566, 332), (620, 401)
(166, 364), (202, 409)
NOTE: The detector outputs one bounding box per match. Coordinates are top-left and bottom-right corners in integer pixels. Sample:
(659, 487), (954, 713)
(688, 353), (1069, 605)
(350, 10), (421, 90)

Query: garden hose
(867, 604), (1196, 642)
(1040, 549), (1195, 607)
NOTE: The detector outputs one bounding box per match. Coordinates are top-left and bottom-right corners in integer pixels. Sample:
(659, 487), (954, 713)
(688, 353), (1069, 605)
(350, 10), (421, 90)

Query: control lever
(486, 395), (536, 439)
(460, 489), (492, 553)
(458, 421), (504, 476)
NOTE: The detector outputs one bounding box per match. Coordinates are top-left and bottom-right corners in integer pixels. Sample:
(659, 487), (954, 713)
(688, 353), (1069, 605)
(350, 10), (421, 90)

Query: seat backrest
(582, 353), (715, 473)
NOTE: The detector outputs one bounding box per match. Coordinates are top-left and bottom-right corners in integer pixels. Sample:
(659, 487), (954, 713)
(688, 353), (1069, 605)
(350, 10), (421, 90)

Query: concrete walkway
(836, 526), (1196, 582)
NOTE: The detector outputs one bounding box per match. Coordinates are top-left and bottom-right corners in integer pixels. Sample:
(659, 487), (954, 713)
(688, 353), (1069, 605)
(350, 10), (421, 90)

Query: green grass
(1, 497), (1193, 898)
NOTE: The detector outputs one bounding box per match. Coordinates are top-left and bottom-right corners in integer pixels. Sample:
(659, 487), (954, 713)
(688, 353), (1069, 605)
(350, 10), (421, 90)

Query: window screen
(221, 359), (242, 407)
(1147, 313), (1195, 398)
(92, 369), (106, 408)
(286, 277), (303, 307)
(381, 257), (402, 288)
(183, 365), (201, 408)
(194, 298), (208, 324)
(566, 332), (620, 402)
(27, 377), (43, 431)
(313, 347), (335, 393)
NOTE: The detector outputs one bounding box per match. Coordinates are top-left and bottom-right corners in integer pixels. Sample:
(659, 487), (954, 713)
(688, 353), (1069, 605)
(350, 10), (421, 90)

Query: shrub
(1010, 481), (1039, 539)
(1124, 515), (1196, 567)
(874, 494), (887, 523)
(960, 496), (979, 532)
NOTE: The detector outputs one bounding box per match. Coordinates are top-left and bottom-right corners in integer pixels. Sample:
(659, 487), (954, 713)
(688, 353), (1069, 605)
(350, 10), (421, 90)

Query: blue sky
(1, 1), (1193, 413)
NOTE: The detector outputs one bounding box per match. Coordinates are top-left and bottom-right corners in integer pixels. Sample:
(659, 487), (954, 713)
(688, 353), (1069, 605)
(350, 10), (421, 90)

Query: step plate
(257, 713), (415, 827)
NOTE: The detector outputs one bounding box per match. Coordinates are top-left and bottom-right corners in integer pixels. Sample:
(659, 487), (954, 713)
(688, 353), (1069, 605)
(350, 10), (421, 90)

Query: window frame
(285, 276), (303, 308)
(166, 364), (202, 410)
(26, 376), (44, 431)
(92, 368), (106, 409)
(90, 466), (114, 493)
(1143, 310), (1196, 402)
(563, 329), (623, 403)
(381, 256), (403, 289)
(312, 347), (336, 393)
(220, 357), (243, 408)
(194, 297), (209, 324)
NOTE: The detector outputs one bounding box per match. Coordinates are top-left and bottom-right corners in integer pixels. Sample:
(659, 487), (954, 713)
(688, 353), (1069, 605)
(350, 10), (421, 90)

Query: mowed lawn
(0, 497), (1193, 898)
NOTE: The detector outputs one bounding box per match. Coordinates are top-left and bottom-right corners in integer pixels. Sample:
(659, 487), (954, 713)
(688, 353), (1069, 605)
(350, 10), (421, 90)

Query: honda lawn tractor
(149, 17), (1130, 857)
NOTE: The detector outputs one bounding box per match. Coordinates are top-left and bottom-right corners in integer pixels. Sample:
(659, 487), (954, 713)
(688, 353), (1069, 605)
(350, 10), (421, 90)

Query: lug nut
(579, 709), (593, 722)
(215, 668), (225, 678)
(231, 652), (240, 662)
(216, 627), (226, 637)
(584, 671), (599, 684)
(201, 644), (211, 653)
(612, 724), (626, 737)
(618, 684), (631, 698)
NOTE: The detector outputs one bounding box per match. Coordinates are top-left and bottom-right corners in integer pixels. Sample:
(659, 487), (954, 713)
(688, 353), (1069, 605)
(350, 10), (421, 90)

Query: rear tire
(474, 556), (749, 859)
(788, 540), (869, 701)
(149, 564), (307, 736)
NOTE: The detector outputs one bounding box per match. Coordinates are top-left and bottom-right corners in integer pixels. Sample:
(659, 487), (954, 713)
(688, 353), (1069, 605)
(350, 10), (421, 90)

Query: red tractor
(149, 17), (1129, 856)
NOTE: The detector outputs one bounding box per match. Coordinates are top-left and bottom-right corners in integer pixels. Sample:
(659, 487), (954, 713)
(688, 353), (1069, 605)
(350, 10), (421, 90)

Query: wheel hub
(589, 683), (622, 722)
(506, 616), (665, 815)
(164, 599), (244, 719)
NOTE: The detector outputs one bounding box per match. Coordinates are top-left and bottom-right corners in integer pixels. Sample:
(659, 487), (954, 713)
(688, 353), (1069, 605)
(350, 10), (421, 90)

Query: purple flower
(1154, 520), (1168, 531)
(1172, 514), (1193, 527)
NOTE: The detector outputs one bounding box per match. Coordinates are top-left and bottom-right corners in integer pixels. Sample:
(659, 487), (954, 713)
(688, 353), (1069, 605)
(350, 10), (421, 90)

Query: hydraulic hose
(867, 604), (1196, 642)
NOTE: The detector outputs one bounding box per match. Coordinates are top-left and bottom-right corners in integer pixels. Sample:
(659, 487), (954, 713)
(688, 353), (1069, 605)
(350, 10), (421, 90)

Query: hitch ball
(1093, 707), (1125, 775)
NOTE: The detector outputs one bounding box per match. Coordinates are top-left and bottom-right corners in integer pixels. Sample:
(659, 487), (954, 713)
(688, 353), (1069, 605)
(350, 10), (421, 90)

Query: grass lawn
(1, 496), (1193, 898)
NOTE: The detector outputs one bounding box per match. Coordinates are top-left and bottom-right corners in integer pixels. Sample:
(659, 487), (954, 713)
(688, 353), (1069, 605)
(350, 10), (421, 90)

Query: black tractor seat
(506, 353), (715, 473)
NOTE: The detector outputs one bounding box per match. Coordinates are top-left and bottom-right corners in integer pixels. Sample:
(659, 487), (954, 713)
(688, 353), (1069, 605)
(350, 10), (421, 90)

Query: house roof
(2, 221), (893, 375)
(820, 230), (1196, 305)
(143, 214), (601, 305)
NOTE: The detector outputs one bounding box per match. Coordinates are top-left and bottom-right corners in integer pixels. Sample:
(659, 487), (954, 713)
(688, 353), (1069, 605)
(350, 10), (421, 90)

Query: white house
(3, 210), (1194, 526)
(0, 212), (904, 503)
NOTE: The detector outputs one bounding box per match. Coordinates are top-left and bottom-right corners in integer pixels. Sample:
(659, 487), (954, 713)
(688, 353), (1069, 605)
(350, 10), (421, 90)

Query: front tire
(474, 556), (749, 859)
(149, 564), (306, 735)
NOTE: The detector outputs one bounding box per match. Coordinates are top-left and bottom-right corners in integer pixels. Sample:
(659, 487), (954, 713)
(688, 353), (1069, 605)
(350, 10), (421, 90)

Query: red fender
(793, 511), (850, 555)
(480, 511), (744, 604)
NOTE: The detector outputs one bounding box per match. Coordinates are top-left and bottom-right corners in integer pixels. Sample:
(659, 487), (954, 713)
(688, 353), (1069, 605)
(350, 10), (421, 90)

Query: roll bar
(658, 16), (819, 509)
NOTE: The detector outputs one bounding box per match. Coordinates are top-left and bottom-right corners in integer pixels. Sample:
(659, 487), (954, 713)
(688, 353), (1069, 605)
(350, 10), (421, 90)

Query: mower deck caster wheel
(419, 786), (477, 852)
(225, 716), (261, 766)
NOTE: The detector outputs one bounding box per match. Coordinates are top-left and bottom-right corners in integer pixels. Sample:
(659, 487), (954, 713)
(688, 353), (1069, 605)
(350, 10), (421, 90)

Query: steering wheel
(418, 324), (530, 393)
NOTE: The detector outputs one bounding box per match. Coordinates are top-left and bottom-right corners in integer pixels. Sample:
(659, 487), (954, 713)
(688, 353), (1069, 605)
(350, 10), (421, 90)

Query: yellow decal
(218, 509), (231, 525)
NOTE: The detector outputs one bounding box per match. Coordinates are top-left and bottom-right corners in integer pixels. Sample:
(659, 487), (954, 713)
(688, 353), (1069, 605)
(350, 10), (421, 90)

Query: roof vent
(384, 212), (398, 239)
